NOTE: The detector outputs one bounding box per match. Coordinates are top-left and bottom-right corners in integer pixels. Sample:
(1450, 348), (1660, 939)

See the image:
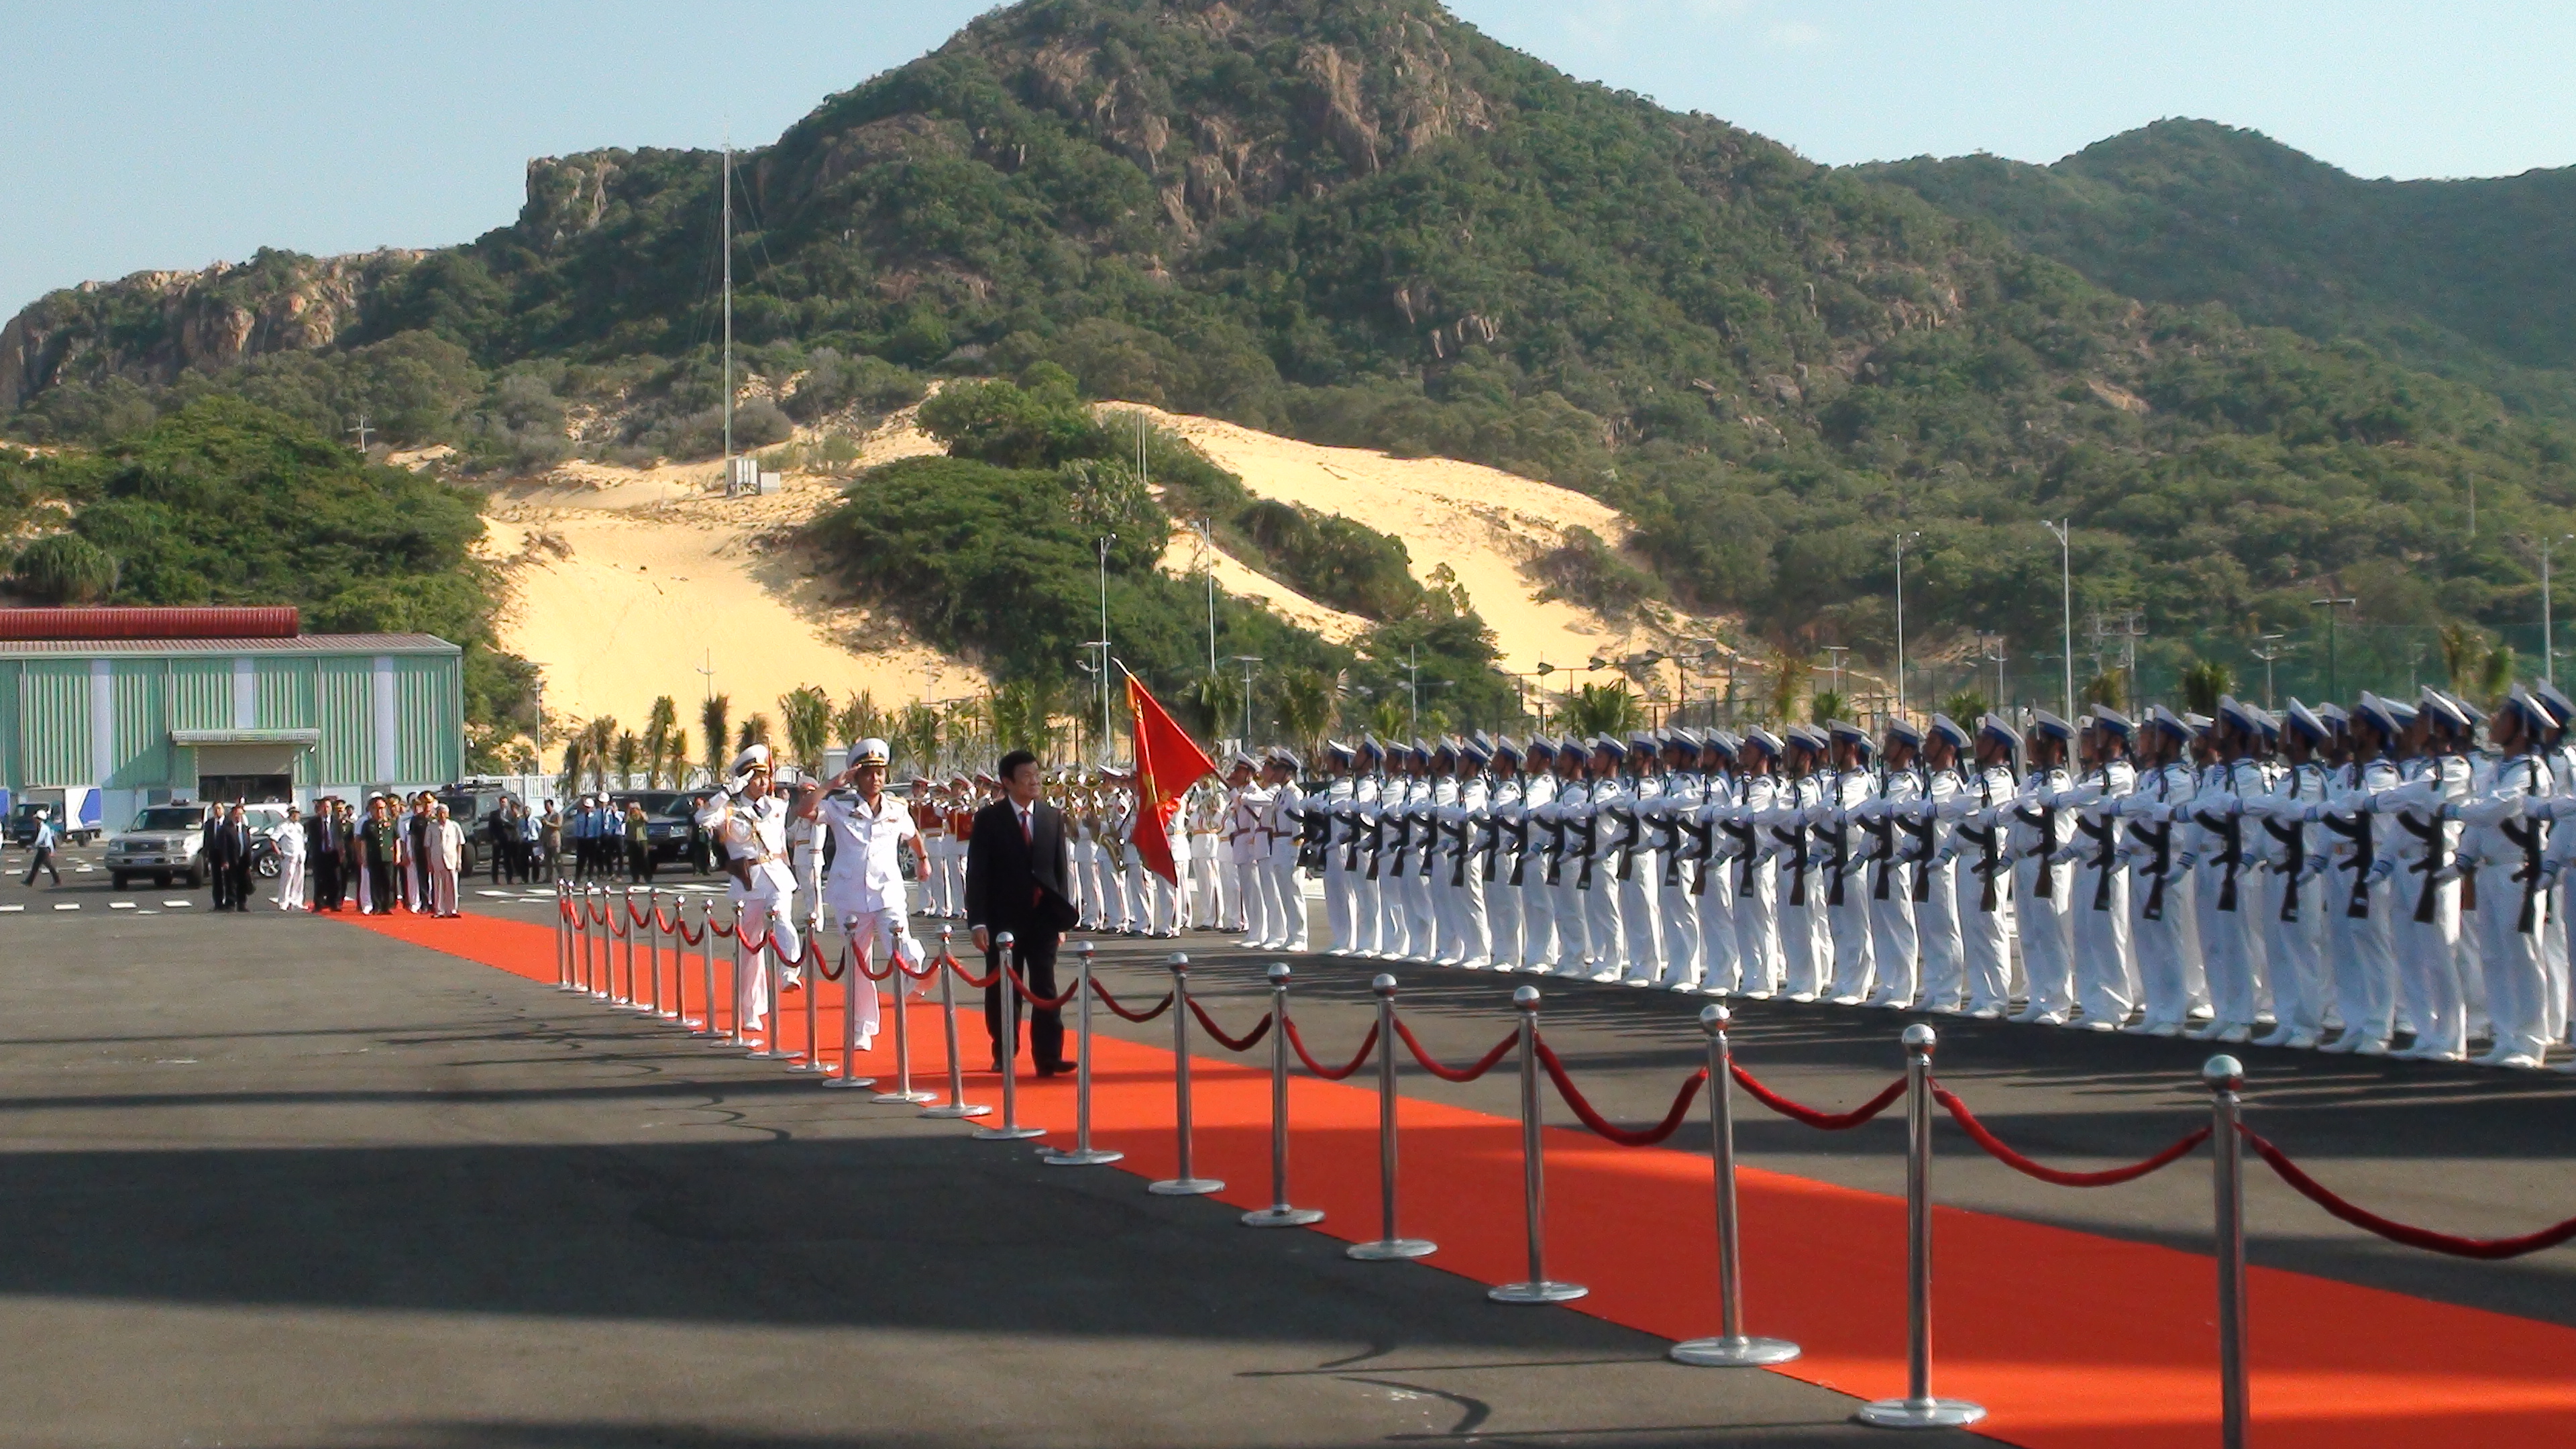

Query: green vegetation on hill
(812, 370), (1509, 735)
(1860, 119), (2576, 417)
(0, 400), (534, 753)
(10, 1), (2576, 683)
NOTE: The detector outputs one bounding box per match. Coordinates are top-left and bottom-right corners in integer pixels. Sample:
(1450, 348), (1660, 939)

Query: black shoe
(1036, 1059), (1079, 1078)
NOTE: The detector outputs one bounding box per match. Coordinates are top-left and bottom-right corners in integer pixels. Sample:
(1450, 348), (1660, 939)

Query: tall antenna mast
(721, 139), (734, 477)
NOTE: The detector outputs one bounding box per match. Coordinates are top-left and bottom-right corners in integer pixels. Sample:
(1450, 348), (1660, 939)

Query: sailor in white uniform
(696, 743), (803, 1038)
(806, 736), (923, 1052)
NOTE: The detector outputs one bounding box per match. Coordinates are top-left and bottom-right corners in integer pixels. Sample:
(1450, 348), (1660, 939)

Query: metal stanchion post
(617, 888), (637, 1005)
(727, 903), (752, 1049)
(1242, 963), (1322, 1224)
(690, 900), (719, 1037)
(1672, 1004), (1800, 1366)
(584, 887), (606, 998)
(976, 932), (1046, 1140)
(645, 888), (666, 1016)
(921, 928), (991, 1120)
(789, 923), (830, 1073)
(556, 882), (578, 991)
(1348, 974), (1435, 1258)
(2207, 1055), (2249, 1449)
(824, 929), (877, 1089)
(1148, 953), (1224, 1195)
(1491, 985), (1587, 1303)
(747, 910), (786, 1059)
(1044, 941), (1122, 1165)
(873, 926), (935, 1105)
(1855, 1024), (1984, 1430)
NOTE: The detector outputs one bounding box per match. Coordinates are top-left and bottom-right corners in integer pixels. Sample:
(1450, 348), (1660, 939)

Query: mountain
(1859, 118), (2576, 417)
(7, 0), (2575, 684)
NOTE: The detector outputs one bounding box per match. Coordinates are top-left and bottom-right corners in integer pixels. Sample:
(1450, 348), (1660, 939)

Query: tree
(2180, 659), (2233, 716)
(1562, 682), (1643, 737)
(780, 685), (830, 773)
(894, 702), (940, 777)
(2439, 623), (2488, 694)
(613, 731), (639, 790)
(736, 714), (771, 751)
(1764, 649), (1815, 726)
(643, 696), (678, 786)
(1809, 690), (1847, 726)
(1185, 669), (1243, 741)
(1941, 690), (1990, 724)
(700, 695), (730, 777)
(1276, 666), (1337, 757)
(9, 533), (116, 602)
(583, 715), (616, 793)
(665, 729), (690, 786)
(834, 690), (885, 751)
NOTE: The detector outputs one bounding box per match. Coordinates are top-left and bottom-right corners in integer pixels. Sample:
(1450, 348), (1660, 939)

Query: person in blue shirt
(19, 808), (60, 887)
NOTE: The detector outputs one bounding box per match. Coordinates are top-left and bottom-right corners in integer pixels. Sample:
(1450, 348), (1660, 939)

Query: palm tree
(700, 695), (731, 777)
(643, 696), (678, 786)
(584, 714), (616, 792)
(736, 713), (772, 751)
(559, 739), (585, 799)
(2438, 622), (2487, 695)
(1941, 690), (1990, 724)
(1185, 669), (1242, 741)
(895, 702), (940, 777)
(613, 731), (640, 790)
(665, 729), (691, 786)
(1764, 647), (1813, 726)
(1366, 696), (1407, 741)
(2180, 659), (2233, 716)
(1563, 681), (1642, 737)
(834, 690), (883, 752)
(1277, 665), (1335, 757)
(780, 685), (831, 774)
(1809, 690), (1847, 727)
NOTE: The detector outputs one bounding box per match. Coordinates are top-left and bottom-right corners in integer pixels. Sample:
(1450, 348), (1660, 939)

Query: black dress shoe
(1036, 1059), (1079, 1077)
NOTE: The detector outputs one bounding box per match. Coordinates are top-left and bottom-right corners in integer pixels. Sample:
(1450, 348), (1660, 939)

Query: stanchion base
(972, 1123), (1047, 1141)
(555, 983), (583, 993)
(1347, 1237), (1438, 1260)
(1489, 1280), (1589, 1304)
(1044, 1147), (1126, 1167)
(1670, 1335), (1801, 1367)
(1241, 1204), (1324, 1227)
(820, 1073), (876, 1088)
(1853, 1397), (1986, 1430)
(786, 1061), (830, 1074)
(746, 1046), (783, 1060)
(871, 1089), (938, 1104)
(921, 1103), (994, 1120)
(1148, 1177), (1226, 1196)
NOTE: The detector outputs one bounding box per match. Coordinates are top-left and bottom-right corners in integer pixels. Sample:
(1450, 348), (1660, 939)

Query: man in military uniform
(2119, 708), (2202, 1036)
(1908, 716), (1971, 1012)
(1947, 717), (2022, 1018)
(1856, 718), (1925, 1010)
(2188, 698), (2275, 1044)
(2010, 710), (2080, 1025)
(2459, 688), (2556, 1067)
(1819, 720), (1878, 1004)
(1648, 731), (1703, 991)
(1769, 727), (1829, 1000)
(1726, 729), (1786, 998)
(2061, 707), (2139, 1030)
(1264, 749), (1310, 952)
(695, 744), (802, 1040)
(1486, 737), (1528, 970)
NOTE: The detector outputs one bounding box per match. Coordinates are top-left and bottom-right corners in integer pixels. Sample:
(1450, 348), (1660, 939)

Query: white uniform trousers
(2394, 878), (2466, 1053)
(729, 885), (798, 1033)
(2072, 865), (2135, 1026)
(1452, 864), (1492, 966)
(2013, 857), (2074, 1017)
(1865, 867), (1918, 1006)
(2475, 863), (2552, 1059)
(2198, 861), (2265, 1030)
(1234, 859), (1268, 944)
(1823, 877), (1875, 1002)
(1582, 867), (1623, 976)
(1350, 867), (1383, 956)
(2131, 867), (2195, 1031)
(431, 862), (459, 918)
(276, 848), (308, 910)
(830, 904), (908, 1049)
(2548, 877), (2571, 1044)
(2325, 877), (2399, 1045)
(1694, 872), (1737, 992)
(1546, 865), (1587, 971)
(1428, 865), (1460, 963)
(1731, 861), (1781, 996)
(1486, 861), (1522, 967)
(1657, 875), (1700, 986)
(1517, 867), (1556, 969)
(1189, 837), (1225, 928)
(1914, 861), (1964, 1009)
(1959, 865), (2013, 1014)
(1270, 850), (1308, 951)
(1776, 869), (1824, 998)
(1323, 857), (1354, 951)
(1618, 857), (1663, 981)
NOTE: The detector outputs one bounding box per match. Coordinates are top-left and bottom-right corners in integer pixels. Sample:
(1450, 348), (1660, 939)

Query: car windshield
(131, 808), (205, 832)
(438, 795), (486, 820)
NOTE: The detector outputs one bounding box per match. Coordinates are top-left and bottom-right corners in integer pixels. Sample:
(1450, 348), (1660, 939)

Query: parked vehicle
(11, 787), (103, 847)
(609, 790), (712, 871)
(435, 786), (523, 877)
(107, 802), (290, 889)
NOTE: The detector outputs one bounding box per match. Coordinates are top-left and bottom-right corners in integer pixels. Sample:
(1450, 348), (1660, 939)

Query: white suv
(108, 804), (292, 890)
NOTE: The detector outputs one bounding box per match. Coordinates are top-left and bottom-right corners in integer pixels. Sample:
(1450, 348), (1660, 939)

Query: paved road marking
(53, 903), (79, 911)
(0, 905), (21, 913)
(109, 902), (136, 910)
(162, 900), (193, 908)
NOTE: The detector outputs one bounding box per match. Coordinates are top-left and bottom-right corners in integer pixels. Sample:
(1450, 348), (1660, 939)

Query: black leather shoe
(1036, 1059), (1079, 1077)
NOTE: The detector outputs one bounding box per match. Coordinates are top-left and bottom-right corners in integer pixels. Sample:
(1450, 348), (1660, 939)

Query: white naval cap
(726, 743), (773, 788)
(851, 737), (891, 767)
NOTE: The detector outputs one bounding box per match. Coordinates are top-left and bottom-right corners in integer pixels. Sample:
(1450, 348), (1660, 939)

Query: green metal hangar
(0, 607), (464, 833)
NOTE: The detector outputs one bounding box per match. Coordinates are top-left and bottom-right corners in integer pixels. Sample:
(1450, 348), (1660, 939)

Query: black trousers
(317, 853), (344, 909)
(21, 847), (58, 886)
(366, 855), (394, 912)
(981, 928), (1066, 1068)
(225, 862), (252, 910)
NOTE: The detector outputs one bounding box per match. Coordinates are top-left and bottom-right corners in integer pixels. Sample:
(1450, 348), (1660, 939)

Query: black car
(435, 787), (523, 876)
(610, 790), (714, 872)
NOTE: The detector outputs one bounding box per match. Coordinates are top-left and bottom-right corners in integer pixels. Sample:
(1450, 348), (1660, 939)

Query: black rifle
(2012, 799), (2061, 900)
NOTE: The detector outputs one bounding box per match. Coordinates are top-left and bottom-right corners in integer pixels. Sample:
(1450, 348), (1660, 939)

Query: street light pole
(1894, 531), (1921, 720)
(1097, 535), (1118, 761)
(2043, 520), (2075, 718)
(1824, 646), (1848, 701)
(2251, 634), (2286, 711)
(1234, 655), (1263, 745)
(2310, 597), (2357, 701)
(1195, 518), (1218, 676)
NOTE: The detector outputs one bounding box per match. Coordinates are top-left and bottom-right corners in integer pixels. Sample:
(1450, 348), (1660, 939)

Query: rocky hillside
(9, 0), (2575, 675)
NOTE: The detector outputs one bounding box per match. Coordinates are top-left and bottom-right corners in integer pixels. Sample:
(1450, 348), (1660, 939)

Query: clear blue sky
(5, 1), (2571, 321)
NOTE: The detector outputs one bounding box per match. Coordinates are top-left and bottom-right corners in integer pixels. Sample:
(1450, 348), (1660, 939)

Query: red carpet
(352, 908), (2576, 1447)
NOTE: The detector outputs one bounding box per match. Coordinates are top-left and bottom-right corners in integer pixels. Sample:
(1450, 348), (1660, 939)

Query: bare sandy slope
(478, 413), (965, 735)
(1111, 405), (1719, 676)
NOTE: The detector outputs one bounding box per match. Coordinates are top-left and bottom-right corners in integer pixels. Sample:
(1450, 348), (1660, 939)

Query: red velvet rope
(673, 919), (705, 945)
(947, 955), (1000, 989)
(625, 900), (651, 926)
(1931, 1085), (2210, 1187)
(653, 907), (682, 933)
(816, 942), (848, 981)
(1389, 1018), (1519, 1083)
(897, 951), (941, 981)
(1729, 1064), (1909, 1130)
(588, 900), (611, 925)
(857, 950), (895, 981)
(2241, 1125), (2576, 1260)
(1534, 1038), (1709, 1147)
(1089, 979), (1175, 1022)
(1283, 1018), (1379, 1079)
(708, 918), (736, 940)
(1005, 968), (1084, 1009)
(1185, 998), (1273, 1052)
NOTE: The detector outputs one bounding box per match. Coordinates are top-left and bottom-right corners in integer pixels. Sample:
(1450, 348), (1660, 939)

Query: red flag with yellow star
(1126, 670), (1216, 885)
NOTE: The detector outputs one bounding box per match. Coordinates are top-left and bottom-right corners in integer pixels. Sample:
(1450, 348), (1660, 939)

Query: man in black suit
(207, 804), (254, 912)
(309, 800), (345, 911)
(966, 749), (1080, 1074)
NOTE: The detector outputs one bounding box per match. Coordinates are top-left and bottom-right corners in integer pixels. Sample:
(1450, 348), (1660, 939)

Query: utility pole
(1234, 655), (1263, 744)
(1406, 645), (1424, 735)
(1824, 645), (1849, 701)
(1893, 530), (1920, 719)
(1195, 518), (1218, 675)
(347, 413), (373, 454)
(2251, 633), (2288, 710)
(1980, 633), (2008, 714)
(2043, 520), (2075, 719)
(695, 649), (714, 705)
(2310, 596), (2357, 701)
(721, 140), (733, 482)
(1097, 533), (1118, 761)
(2542, 535), (2573, 687)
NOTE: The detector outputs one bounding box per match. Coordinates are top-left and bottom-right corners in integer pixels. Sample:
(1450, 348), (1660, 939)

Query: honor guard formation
(846, 677), (2576, 1073)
